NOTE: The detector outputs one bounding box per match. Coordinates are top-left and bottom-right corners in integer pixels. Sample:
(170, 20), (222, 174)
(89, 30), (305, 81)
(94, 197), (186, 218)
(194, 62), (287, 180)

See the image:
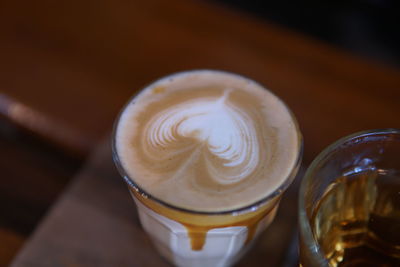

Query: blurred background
(218, 0), (400, 67)
(1, 0), (399, 266)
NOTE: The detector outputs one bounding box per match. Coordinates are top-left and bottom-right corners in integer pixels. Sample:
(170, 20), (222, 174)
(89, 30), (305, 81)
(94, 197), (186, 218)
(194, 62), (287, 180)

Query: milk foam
(144, 90), (259, 185)
(116, 70), (300, 212)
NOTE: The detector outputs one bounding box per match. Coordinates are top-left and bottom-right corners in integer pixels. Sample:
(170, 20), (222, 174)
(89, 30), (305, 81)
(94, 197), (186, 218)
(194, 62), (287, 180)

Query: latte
(115, 70), (300, 212)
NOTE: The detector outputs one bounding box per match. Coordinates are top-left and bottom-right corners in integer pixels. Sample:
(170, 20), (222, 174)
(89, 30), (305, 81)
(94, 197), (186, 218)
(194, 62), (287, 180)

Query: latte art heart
(143, 91), (259, 185)
(116, 70), (300, 212)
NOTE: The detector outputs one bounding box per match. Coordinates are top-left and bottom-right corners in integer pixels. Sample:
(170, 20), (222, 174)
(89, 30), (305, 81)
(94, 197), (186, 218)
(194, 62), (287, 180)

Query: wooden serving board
(11, 138), (302, 267)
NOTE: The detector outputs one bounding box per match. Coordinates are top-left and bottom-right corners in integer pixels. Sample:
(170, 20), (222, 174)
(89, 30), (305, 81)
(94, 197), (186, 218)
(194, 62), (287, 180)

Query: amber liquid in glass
(311, 168), (400, 266)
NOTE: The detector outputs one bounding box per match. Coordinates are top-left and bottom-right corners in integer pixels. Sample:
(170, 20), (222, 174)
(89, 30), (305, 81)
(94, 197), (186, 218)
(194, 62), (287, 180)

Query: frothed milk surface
(116, 70), (300, 212)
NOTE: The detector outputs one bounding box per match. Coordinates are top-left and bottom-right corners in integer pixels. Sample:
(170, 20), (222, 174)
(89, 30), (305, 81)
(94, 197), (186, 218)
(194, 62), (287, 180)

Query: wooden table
(1, 0), (400, 266)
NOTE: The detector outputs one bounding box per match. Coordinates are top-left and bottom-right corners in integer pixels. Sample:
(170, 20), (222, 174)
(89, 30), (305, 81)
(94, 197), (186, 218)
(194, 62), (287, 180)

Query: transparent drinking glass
(298, 129), (400, 267)
(112, 70), (303, 267)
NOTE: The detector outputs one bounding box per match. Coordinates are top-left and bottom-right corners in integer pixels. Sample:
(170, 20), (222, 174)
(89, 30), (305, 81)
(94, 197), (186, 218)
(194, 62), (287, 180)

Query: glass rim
(298, 128), (400, 264)
(112, 69), (303, 216)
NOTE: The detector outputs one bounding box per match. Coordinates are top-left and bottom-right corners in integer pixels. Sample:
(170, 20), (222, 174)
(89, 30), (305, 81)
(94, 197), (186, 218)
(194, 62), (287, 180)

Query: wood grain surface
(1, 0), (399, 163)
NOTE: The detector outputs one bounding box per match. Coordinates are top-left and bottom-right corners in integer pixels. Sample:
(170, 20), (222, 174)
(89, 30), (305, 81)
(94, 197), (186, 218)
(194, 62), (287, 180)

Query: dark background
(216, 0), (400, 67)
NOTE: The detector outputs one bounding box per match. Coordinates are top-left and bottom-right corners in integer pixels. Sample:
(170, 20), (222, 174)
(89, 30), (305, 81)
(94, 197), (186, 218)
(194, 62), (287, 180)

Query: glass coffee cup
(113, 70), (302, 267)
